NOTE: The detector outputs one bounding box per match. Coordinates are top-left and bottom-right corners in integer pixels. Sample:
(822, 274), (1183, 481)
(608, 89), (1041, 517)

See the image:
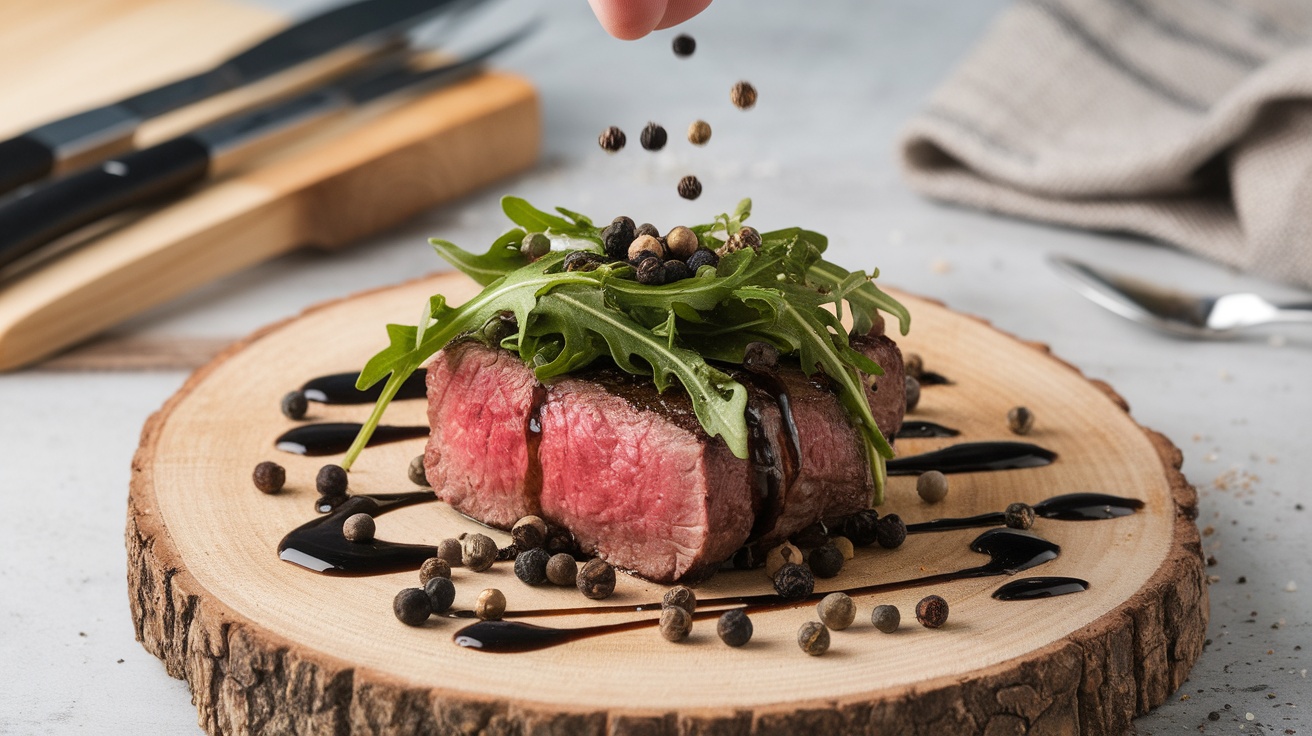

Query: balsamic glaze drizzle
(992, 576), (1089, 601)
(887, 442), (1056, 475)
(895, 420), (961, 439)
(278, 492), (437, 575)
(300, 369), (428, 405)
(906, 493), (1145, 534)
(274, 423), (428, 456)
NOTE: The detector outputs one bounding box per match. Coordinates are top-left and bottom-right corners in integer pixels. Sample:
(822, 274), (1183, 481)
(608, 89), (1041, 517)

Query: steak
(424, 331), (905, 583)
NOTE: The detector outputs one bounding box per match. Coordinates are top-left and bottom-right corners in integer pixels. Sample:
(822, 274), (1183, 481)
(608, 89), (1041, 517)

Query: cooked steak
(423, 331), (905, 583)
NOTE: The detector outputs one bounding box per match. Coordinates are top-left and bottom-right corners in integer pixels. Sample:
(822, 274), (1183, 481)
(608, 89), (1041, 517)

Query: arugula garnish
(344, 197), (910, 504)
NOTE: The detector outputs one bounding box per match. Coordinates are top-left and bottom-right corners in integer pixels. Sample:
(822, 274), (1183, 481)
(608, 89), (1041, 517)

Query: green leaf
(808, 258), (911, 336)
(431, 229), (527, 286)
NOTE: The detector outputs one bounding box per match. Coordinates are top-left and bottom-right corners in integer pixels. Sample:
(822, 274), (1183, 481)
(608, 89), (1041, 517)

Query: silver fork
(1048, 255), (1312, 338)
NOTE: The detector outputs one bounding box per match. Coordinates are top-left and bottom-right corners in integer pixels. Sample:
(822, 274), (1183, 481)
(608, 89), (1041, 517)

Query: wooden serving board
(0, 0), (539, 371)
(127, 273), (1207, 735)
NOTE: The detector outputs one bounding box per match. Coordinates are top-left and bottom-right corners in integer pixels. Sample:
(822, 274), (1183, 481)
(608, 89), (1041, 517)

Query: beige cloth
(900, 0), (1312, 289)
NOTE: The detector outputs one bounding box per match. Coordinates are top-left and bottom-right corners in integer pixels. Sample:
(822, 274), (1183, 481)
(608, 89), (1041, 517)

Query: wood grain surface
(127, 272), (1207, 735)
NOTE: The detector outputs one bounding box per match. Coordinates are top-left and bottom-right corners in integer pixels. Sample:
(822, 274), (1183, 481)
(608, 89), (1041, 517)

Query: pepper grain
(663, 586), (697, 615)
(640, 122), (668, 151)
(598, 126), (626, 152)
(817, 592), (856, 630)
(393, 588), (431, 627)
(475, 588), (507, 621)
(419, 557), (451, 584)
(316, 464), (348, 497)
(252, 461), (285, 494)
(407, 455), (428, 487)
(511, 515), (548, 550)
(628, 234), (664, 262)
(905, 376), (921, 412)
(717, 609), (753, 647)
(280, 390), (308, 420)
(462, 533), (497, 572)
(809, 543), (845, 579)
(797, 621), (830, 656)
(424, 576), (456, 613)
(602, 217), (637, 261)
(659, 606), (693, 642)
(663, 259), (692, 283)
(342, 513), (375, 543)
(520, 232), (551, 261)
(1005, 502), (1036, 530)
(677, 175), (702, 200)
(1008, 406), (1035, 435)
(687, 120), (712, 146)
(773, 563), (815, 600)
(437, 538), (463, 566)
(577, 558), (616, 599)
(916, 595), (949, 628)
(672, 34), (696, 57)
(686, 249), (718, 272)
(917, 470), (949, 504)
(546, 553), (578, 586)
(514, 547), (551, 586)
(665, 226), (698, 260)
(765, 542), (803, 578)
(871, 604), (901, 633)
(875, 514), (907, 549)
(730, 81), (757, 110)
(636, 257), (666, 285)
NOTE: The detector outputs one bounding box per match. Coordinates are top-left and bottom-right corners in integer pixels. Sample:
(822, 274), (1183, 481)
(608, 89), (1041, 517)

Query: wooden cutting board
(127, 273), (1207, 735)
(0, 0), (539, 371)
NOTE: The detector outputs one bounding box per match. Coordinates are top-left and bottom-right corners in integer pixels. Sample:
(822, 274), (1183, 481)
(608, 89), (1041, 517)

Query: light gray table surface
(1, 1), (1308, 733)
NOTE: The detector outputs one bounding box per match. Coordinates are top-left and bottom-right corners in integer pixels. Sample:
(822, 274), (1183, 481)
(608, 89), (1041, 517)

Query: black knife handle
(0, 135), (56, 196)
(0, 137), (210, 271)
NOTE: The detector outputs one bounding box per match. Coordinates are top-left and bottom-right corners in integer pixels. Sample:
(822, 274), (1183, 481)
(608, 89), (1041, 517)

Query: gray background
(0, 0), (1308, 733)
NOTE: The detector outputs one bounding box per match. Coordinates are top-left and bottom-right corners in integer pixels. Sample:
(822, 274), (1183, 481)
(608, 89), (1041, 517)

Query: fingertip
(587, 0), (667, 40)
(654, 0), (713, 30)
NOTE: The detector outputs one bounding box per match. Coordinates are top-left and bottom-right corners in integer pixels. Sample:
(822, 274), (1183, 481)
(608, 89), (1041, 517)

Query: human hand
(586, 0), (713, 40)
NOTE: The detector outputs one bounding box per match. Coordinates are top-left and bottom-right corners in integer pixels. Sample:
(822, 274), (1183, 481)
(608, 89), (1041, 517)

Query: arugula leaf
(808, 259), (910, 337)
(502, 196), (602, 243)
(431, 229), (528, 286)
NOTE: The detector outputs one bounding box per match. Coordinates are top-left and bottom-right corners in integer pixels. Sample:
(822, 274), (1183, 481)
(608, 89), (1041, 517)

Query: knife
(0, 26), (532, 274)
(0, 0), (460, 197)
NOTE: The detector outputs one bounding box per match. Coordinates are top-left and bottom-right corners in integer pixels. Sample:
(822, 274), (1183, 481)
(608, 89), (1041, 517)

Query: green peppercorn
(462, 533), (497, 572)
(717, 609), (753, 647)
(917, 470), (949, 504)
(905, 376), (921, 412)
(687, 120), (711, 146)
(1005, 502), (1036, 530)
(599, 126), (625, 152)
(628, 234), (664, 262)
(577, 558), (616, 599)
(546, 553), (578, 586)
(316, 464), (348, 497)
(636, 256), (666, 285)
(765, 542), (803, 578)
(730, 81), (757, 110)
(797, 621), (830, 656)
(514, 547), (551, 585)
(1008, 406), (1035, 435)
(280, 390), (308, 420)
(916, 595), (949, 629)
(686, 249), (718, 273)
(773, 563), (815, 600)
(817, 592), (856, 631)
(252, 461), (285, 494)
(437, 537), (463, 566)
(871, 604), (901, 633)
(659, 605), (693, 642)
(419, 557), (451, 584)
(809, 543), (845, 579)
(672, 34), (695, 57)
(424, 576), (455, 613)
(677, 175), (702, 201)
(640, 122), (668, 151)
(511, 515), (547, 550)
(521, 232), (551, 261)
(663, 586), (697, 615)
(393, 588), (431, 626)
(876, 514), (907, 550)
(408, 455), (428, 487)
(831, 536), (855, 561)
(476, 588), (506, 621)
(903, 353), (924, 379)
(342, 513), (375, 543)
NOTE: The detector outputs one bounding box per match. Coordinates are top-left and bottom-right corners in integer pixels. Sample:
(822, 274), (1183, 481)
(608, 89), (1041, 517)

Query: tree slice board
(128, 272), (1207, 736)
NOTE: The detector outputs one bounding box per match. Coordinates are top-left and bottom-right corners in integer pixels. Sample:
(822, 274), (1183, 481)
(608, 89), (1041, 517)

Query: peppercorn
(773, 562), (815, 600)
(462, 533), (497, 572)
(809, 543), (845, 579)
(407, 455), (428, 487)
(663, 586), (697, 615)
(838, 509), (880, 547)
(564, 250), (608, 272)
(687, 120), (711, 146)
(511, 515), (547, 550)
(315, 495), (345, 513)
(545, 553), (578, 586)
(636, 256), (666, 285)
(903, 352), (924, 379)
(672, 33), (695, 57)
(717, 609), (753, 647)
(870, 604), (901, 633)
(280, 390), (308, 420)
(765, 542), (803, 578)
(658, 605), (693, 642)
(791, 522), (829, 549)
(915, 595), (949, 628)
(875, 514), (907, 550)
(598, 126), (625, 152)
(686, 249), (718, 273)
(475, 588), (507, 621)
(544, 527), (579, 556)
(480, 313), (516, 346)
(663, 259), (692, 283)
(577, 558), (616, 599)
(316, 464), (348, 497)
(342, 513), (375, 543)
(393, 588), (431, 626)
(677, 175), (702, 200)
(1008, 406), (1035, 435)
(639, 122), (668, 151)
(602, 216), (637, 261)
(817, 592), (856, 630)
(797, 621), (830, 656)
(514, 547), (551, 585)
(831, 536), (855, 561)
(718, 226), (762, 256)
(437, 537), (463, 566)
(1005, 502), (1036, 530)
(917, 470), (949, 504)
(628, 234), (664, 262)
(252, 461), (285, 494)
(662, 226), (698, 260)
(496, 544), (519, 562)
(424, 576), (456, 613)
(521, 232), (551, 261)
(419, 557), (451, 584)
(905, 376), (921, 412)
(635, 222), (660, 239)
(730, 80), (757, 110)
(742, 341), (780, 373)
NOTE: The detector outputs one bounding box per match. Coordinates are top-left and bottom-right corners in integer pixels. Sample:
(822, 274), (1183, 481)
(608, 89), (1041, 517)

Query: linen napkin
(900, 0), (1312, 289)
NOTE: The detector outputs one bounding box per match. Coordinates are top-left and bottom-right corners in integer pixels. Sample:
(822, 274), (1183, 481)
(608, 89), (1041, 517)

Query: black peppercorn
(791, 522), (829, 549)
(602, 216), (637, 261)
(730, 80), (757, 110)
(717, 609), (753, 647)
(736, 227), (762, 251)
(659, 605), (693, 642)
(838, 509), (880, 547)
(685, 249), (718, 273)
(1008, 406), (1035, 435)
(773, 562), (815, 600)
(904, 353), (924, 379)
(663, 259), (692, 283)
(636, 257), (666, 286)
(598, 125), (626, 152)
(742, 341), (780, 373)
(546, 553), (578, 586)
(408, 455), (428, 487)
(916, 594), (949, 628)
(564, 250), (608, 272)
(672, 33), (695, 57)
(437, 538), (463, 566)
(393, 588), (431, 627)
(663, 586), (697, 615)
(514, 547), (551, 586)
(577, 558), (616, 599)
(476, 588), (507, 621)
(521, 232), (551, 261)
(640, 122), (668, 151)
(1005, 502), (1036, 530)
(809, 543), (845, 579)
(342, 513), (375, 543)
(424, 576), (455, 613)
(635, 222), (660, 239)
(252, 461), (285, 494)
(419, 557), (451, 584)
(280, 390), (308, 420)
(316, 464), (348, 497)
(875, 514), (907, 549)
(797, 621), (830, 656)
(871, 604), (901, 633)
(462, 533), (497, 572)
(677, 175), (702, 200)
(917, 470), (948, 504)
(687, 120), (711, 146)
(544, 527), (579, 557)
(905, 376), (921, 412)
(511, 515), (547, 550)
(817, 592), (856, 630)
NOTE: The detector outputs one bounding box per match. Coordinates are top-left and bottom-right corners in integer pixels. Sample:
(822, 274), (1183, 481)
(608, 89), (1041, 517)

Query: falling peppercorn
(1008, 406), (1035, 435)
(717, 609), (753, 647)
(871, 604), (901, 633)
(577, 558), (616, 599)
(342, 513), (375, 543)
(809, 543), (845, 579)
(917, 470), (949, 504)
(730, 81), (757, 110)
(672, 34), (696, 57)
(640, 122), (668, 151)
(424, 576), (455, 613)
(687, 120), (712, 146)
(280, 390), (308, 420)
(797, 621), (830, 656)
(677, 175), (702, 200)
(475, 588), (507, 621)
(514, 547), (551, 586)
(916, 595), (949, 628)
(663, 586), (697, 615)
(598, 126), (626, 152)
(1005, 502), (1036, 530)
(393, 588), (431, 627)
(419, 557), (451, 584)
(316, 464), (348, 497)
(252, 461), (285, 494)
(773, 562), (815, 600)
(461, 533), (497, 572)
(817, 592), (856, 631)
(659, 606), (693, 642)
